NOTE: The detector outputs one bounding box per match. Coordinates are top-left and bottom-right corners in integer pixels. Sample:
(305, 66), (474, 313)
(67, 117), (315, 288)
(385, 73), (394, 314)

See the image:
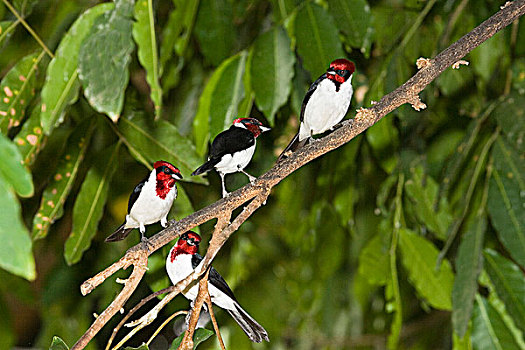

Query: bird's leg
(160, 216), (168, 228)
(220, 173), (229, 198)
(239, 168), (256, 183)
(139, 223), (152, 250)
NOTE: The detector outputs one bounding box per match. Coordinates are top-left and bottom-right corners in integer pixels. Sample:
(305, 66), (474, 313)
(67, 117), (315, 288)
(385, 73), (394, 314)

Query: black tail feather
(105, 223), (134, 242)
(191, 158), (220, 176)
(227, 303), (269, 343)
(277, 133), (309, 162)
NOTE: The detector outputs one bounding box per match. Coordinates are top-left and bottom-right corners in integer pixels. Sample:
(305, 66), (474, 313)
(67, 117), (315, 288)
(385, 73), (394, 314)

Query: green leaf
(327, 0), (373, 57)
(250, 26), (295, 124)
(0, 132), (33, 197)
(404, 166), (453, 240)
(159, 0), (199, 69)
(133, 0), (162, 118)
(487, 137), (525, 268)
(0, 51), (44, 132)
(14, 105), (45, 166)
(64, 143), (121, 265)
(436, 66), (474, 97)
(484, 249), (525, 332)
(119, 112), (206, 184)
(32, 121), (94, 240)
(493, 91), (525, 153)
(194, 0), (234, 66)
(470, 30), (508, 83)
(366, 117), (399, 174)
(192, 52), (247, 156)
(452, 217), (486, 337)
(0, 20), (18, 47)
(294, 2), (345, 78)
(40, 2), (114, 135)
(472, 295), (521, 350)
(49, 336), (69, 350)
(170, 328), (214, 349)
(399, 228), (454, 310)
(0, 176), (35, 280)
(358, 232), (390, 286)
(78, 0), (135, 122)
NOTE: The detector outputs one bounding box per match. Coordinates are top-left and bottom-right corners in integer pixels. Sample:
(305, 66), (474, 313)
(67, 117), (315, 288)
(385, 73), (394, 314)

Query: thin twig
(205, 296), (226, 350)
(1, 0), (54, 58)
(146, 311), (188, 347)
(71, 2), (525, 348)
(180, 269), (211, 350)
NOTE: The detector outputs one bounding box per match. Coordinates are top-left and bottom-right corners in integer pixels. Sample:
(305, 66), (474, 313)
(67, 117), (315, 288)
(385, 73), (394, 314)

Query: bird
(191, 117), (270, 197)
(105, 161), (183, 242)
(166, 231), (270, 343)
(278, 58), (355, 161)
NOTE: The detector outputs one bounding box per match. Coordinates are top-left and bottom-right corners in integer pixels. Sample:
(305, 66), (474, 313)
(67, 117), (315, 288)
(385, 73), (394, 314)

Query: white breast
(214, 143), (256, 174)
(126, 170), (177, 227)
(299, 77), (353, 141)
(167, 253), (200, 300)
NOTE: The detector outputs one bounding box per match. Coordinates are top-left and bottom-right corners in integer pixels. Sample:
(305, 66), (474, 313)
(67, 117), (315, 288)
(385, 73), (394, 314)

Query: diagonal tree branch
(71, 1), (525, 348)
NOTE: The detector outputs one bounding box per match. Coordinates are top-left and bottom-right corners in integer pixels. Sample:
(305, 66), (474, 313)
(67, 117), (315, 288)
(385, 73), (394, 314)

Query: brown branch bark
(71, 1), (525, 349)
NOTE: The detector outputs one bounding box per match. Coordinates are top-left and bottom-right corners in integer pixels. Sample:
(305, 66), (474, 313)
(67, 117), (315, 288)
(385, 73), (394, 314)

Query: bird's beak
(260, 126), (271, 132)
(173, 173), (183, 180)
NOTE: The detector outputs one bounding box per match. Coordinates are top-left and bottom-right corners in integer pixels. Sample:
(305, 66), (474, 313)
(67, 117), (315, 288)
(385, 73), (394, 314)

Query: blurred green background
(0, 0), (523, 349)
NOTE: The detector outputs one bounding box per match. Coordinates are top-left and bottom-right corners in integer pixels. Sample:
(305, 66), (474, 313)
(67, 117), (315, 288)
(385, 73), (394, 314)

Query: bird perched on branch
(191, 117), (270, 197)
(167, 231), (270, 343)
(278, 58), (355, 161)
(105, 161), (182, 242)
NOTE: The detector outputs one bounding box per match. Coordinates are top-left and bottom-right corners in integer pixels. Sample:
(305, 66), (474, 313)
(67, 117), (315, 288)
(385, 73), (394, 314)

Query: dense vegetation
(0, 0), (523, 349)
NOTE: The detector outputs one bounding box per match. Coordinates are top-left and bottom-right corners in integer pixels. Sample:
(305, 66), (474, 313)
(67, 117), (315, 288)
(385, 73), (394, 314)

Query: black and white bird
(167, 232), (270, 343)
(278, 58), (355, 160)
(191, 117), (270, 197)
(105, 161), (183, 242)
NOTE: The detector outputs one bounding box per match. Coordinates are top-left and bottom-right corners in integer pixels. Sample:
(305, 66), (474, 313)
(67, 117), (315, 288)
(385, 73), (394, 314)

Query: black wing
(191, 254), (238, 302)
(300, 73), (327, 122)
(127, 177), (147, 213)
(209, 127), (255, 160)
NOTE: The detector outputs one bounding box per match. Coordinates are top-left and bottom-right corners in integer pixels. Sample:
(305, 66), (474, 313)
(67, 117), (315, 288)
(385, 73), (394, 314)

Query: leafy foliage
(0, 0), (523, 348)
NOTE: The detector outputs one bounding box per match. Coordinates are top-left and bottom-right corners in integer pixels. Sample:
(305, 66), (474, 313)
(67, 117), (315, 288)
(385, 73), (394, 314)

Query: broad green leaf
(0, 20), (18, 47)
(487, 137), (525, 268)
(0, 132), (33, 197)
(452, 217), (486, 337)
(170, 328), (214, 349)
(49, 336), (69, 350)
(250, 27), (295, 124)
(14, 105), (44, 166)
(472, 295), (521, 350)
(327, 0), (373, 57)
(358, 232), (389, 286)
(0, 51), (44, 132)
(366, 117), (399, 173)
(492, 91), (525, 153)
(133, 0), (162, 118)
(399, 228), (454, 310)
(64, 143), (120, 265)
(159, 0), (199, 69)
(470, 30), (508, 83)
(405, 166), (453, 240)
(194, 0), (234, 66)
(437, 66), (474, 97)
(40, 2), (114, 135)
(78, 0), (135, 122)
(193, 52), (247, 156)
(0, 176), (35, 280)
(294, 2), (345, 78)
(119, 112), (206, 184)
(32, 121), (94, 240)
(484, 249), (525, 332)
